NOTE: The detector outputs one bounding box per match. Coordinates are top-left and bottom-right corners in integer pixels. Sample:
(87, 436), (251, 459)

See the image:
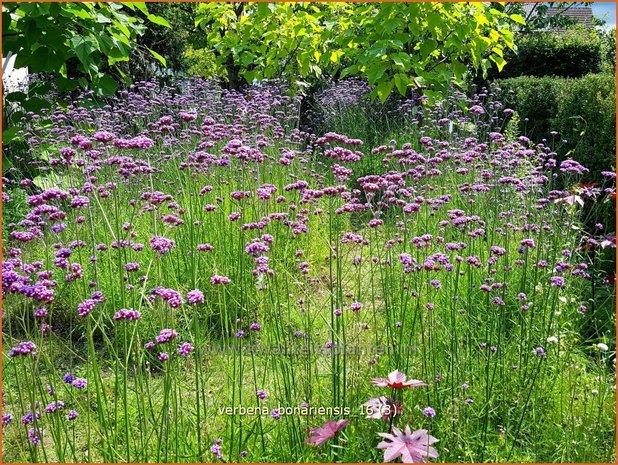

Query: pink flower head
(372, 370), (427, 389)
(305, 419), (349, 447)
(211, 275), (231, 285)
(362, 396), (392, 419)
(377, 426), (439, 463)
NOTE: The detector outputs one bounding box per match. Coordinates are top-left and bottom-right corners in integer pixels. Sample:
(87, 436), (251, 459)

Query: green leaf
(391, 52), (410, 71)
(21, 97), (52, 113)
(67, 6), (94, 21)
(33, 173), (70, 191)
(71, 35), (97, 68)
(96, 13), (112, 24)
(5, 92), (28, 104)
(93, 75), (118, 97)
(28, 47), (66, 73)
(148, 48), (167, 66)
(393, 73), (409, 96)
(489, 53), (507, 72)
(57, 77), (80, 92)
(2, 155), (14, 172)
(330, 50), (344, 64)
(375, 79), (394, 103)
(510, 14), (526, 25)
(29, 82), (52, 95)
(365, 61), (388, 85)
(124, 2), (149, 15)
(413, 76), (426, 88)
(2, 127), (20, 144)
(147, 14), (171, 28)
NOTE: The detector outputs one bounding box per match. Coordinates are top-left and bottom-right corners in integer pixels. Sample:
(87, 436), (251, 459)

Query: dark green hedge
(494, 73), (616, 180)
(495, 28), (604, 79)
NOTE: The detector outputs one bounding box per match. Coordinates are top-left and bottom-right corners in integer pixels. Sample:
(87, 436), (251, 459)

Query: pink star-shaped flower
(372, 370), (427, 389)
(377, 426), (439, 463)
(305, 419), (349, 447)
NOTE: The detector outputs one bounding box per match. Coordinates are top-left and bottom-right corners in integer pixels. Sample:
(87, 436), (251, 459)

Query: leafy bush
(492, 76), (558, 142)
(494, 73), (616, 181)
(496, 28), (604, 79)
(599, 28), (617, 72)
(553, 73), (616, 178)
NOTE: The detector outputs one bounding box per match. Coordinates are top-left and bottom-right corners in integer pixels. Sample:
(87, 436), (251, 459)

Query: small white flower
(546, 336), (558, 344)
(591, 389), (599, 395)
(597, 343), (609, 352)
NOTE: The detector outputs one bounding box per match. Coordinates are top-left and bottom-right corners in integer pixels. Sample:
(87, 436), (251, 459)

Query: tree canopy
(193, 2), (522, 101)
(2, 2), (168, 99)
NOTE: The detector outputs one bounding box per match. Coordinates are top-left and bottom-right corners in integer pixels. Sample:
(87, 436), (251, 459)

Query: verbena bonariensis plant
(2, 78), (615, 463)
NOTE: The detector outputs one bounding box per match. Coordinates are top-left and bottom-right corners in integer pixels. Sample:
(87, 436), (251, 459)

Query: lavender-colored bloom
(22, 412), (36, 425)
(3, 413), (14, 426)
(250, 322), (261, 331)
(66, 410), (79, 421)
(559, 159), (589, 174)
(150, 236), (175, 255)
(156, 328), (178, 344)
(158, 352), (170, 362)
(211, 444), (222, 455)
(113, 308), (141, 321)
(28, 427), (43, 444)
(8, 340), (36, 357)
(72, 378), (87, 389)
(422, 407), (436, 418)
(70, 196), (89, 208)
(256, 390), (268, 400)
(34, 308), (48, 318)
(124, 262), (140, 272)
(187, 289), (205, 305)
(77, 298), (97, 318)
(211, 275), (231, 285)
(178, 342), (194, 357)
(520, 239), (535, 249)
(492, 297), (505, 306)
(152, 287), (184, 308)
(45, 400), (65, 414)
(63, 373), (75, 384)
(550, 276), (565, 287)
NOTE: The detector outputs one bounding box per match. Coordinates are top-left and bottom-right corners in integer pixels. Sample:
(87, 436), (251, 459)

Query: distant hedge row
(493, 28), (614, 79)
(494, 73), (616, 180)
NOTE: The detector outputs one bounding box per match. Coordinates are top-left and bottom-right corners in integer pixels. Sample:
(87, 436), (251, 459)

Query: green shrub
(496, 28), (604, 79)
(553, 73), (616, 178)
(599, 28), (616, 72)
(494, 73), (616, 181)
(493, 76), (558, 142)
